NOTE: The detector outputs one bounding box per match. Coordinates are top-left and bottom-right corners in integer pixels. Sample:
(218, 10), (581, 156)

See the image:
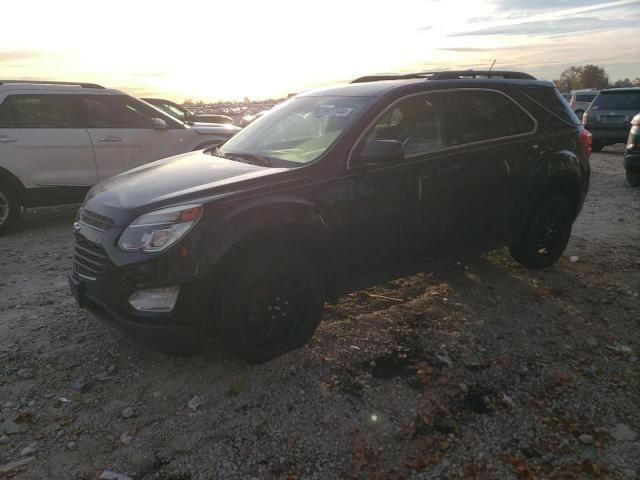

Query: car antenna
(489, 59), (496, 71)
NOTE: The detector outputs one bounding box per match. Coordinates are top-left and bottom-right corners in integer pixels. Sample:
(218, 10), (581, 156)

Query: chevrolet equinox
(69, 71), (592, 363)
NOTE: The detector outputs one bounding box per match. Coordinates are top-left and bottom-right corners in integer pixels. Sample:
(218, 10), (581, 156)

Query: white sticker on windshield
(315, 105), (355, 117)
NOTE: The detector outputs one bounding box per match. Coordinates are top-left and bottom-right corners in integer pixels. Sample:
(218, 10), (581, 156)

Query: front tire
(0, 181), (21, 236)
(510, 194), (574, 269)
(218, 249), (325, 363)
(626, 169), (640, 187)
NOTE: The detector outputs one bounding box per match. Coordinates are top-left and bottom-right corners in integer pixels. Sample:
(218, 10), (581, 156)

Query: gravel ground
(0, 150), (639, 480)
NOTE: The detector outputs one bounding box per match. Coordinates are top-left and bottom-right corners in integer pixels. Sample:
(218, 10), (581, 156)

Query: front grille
(79, 209), (115, 231)
(73, 235), (110, 281)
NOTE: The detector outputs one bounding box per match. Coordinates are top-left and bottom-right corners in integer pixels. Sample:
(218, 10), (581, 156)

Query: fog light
(129, 287), (180, 312)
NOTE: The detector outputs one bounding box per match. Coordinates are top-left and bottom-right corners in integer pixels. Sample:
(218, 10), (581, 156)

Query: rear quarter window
(520, 86), (580, 128)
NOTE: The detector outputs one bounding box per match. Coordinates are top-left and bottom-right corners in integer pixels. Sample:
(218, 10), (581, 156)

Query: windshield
(219, 95), (373, 167)
(592, 91), (640, 110)
(153, 102), (187, 121)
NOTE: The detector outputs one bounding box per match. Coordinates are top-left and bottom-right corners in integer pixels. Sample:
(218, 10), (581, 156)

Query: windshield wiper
(220, 151), (273, 167)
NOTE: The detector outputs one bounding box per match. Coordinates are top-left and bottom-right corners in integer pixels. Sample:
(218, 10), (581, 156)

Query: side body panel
(77, 92), (199, 182)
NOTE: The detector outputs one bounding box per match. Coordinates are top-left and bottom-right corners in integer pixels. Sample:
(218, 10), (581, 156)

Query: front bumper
(69, 274), (203, 353)
(69, 219), (212, 353)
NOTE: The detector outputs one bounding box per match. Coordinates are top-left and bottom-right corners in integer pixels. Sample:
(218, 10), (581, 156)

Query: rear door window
(0, 94), (79, 128)
(592, 91), (640, 110)
(456, 90), (535, 143)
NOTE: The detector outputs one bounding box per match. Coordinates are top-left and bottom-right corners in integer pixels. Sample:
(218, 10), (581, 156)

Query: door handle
(99, 135), (122, 142)
(0, 135), (17, 143)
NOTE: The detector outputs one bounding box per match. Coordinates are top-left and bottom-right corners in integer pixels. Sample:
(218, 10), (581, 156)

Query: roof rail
(429, 70), (536, 80)
(0, 80), (105, 89)
(351, 70), (536, 83)
(351, 73), (432, 83)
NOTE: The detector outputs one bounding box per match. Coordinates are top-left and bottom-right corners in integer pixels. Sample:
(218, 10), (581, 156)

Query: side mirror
(151, 118), (168, 130)
(354, 139), (404, 166)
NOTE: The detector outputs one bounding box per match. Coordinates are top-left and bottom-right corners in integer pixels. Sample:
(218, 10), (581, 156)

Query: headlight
(118, 204), (202, 252)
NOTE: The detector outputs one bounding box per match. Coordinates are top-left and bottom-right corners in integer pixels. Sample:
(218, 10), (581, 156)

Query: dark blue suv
(69, 71), (592, 363)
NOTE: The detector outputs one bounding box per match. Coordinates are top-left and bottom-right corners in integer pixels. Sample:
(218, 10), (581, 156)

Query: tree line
(554, 65), (640, 92)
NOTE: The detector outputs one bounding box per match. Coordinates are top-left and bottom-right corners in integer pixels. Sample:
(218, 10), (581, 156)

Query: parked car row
(67, 70), (593, 362)
(142, 98), (235, 125)
(0, 80), (240, 234)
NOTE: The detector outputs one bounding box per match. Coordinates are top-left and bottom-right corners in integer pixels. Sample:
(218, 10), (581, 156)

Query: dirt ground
(1, 150), (639, 480)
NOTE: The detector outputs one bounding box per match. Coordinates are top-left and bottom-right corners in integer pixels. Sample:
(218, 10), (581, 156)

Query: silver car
(569, 89), (599, 118)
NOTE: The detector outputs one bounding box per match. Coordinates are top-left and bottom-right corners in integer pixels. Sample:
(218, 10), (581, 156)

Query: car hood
(191, 123), (241, 135)
(84, 151), (287, 215)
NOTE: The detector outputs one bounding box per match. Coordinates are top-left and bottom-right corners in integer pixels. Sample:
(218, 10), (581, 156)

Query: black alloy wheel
(219, 249), (324, 363)
(510, 194), (574, 269)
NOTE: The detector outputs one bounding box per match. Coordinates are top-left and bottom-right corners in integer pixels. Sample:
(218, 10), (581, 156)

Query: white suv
(0, 80), (240, 234)
(569, 89), (599, 118)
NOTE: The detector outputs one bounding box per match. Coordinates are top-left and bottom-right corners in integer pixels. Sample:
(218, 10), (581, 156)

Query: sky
(1, 0), (638, 102)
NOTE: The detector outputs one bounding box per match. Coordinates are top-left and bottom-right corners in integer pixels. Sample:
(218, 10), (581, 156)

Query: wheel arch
(543, 148), (587, 216)
(0, 167), (25, 204)
(541, 175), (582, 217)
(203, 199), (339, 301)
(515, 173), (583, 242)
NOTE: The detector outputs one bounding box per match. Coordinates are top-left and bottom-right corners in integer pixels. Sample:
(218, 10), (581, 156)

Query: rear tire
(218, 248), (325, 363)
(510, 193), (574, 269)
(0, 181), (21, 236)
(626, 169), (640, 187)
